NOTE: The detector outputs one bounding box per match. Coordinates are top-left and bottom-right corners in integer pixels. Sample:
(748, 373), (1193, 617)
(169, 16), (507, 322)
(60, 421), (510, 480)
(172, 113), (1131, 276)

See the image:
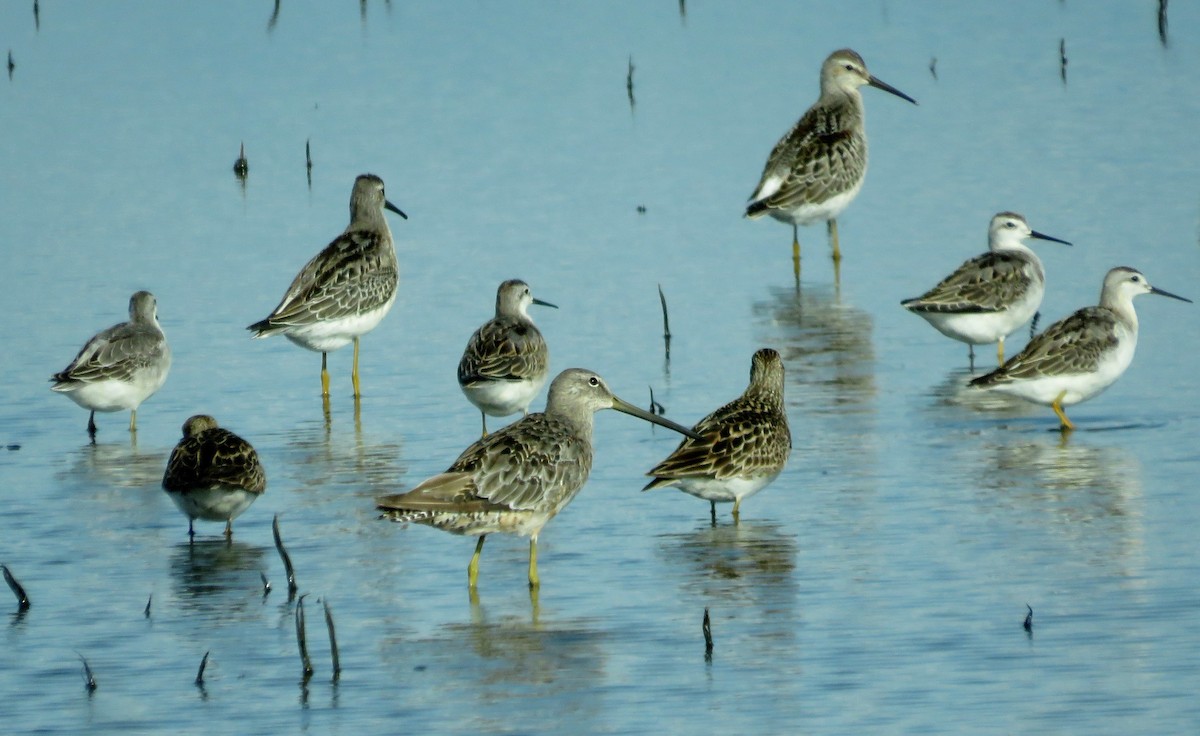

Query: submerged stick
(195, 651), (210, 685)
(323, 599), (341, 680)
(296, 594), (314, 681)
(233, 142), (248, 178)
(658, 284), (671, 362)
(1059, 39), (1067, 84)
(144, 593), (151, 619)
(1158, 0), (1168, 47)
(76, 653), (97, 692)
(1023, 605), (1033, 633)
(626, 56), (635, 108)
(260, 572), (272, 597)
(2, 564), (31, 610)
(272, 515), (298, 601)
(703, 607), (713, 655)
(648, 386), (665, 416)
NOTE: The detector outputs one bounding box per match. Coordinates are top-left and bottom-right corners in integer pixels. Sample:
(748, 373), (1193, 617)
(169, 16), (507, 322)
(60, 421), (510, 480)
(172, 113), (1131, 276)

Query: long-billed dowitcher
(746, 48), (916, 272)
(969, 267), (1190, 431)
(162, 415), (266, 539)
(644, 348), (791, 522)
(50, 290), (171, 437)
(458, 279), (557, 437)
(377, 368), (703, 589)
(902, 212), (1071, 368)
(247, 174), (406, 398)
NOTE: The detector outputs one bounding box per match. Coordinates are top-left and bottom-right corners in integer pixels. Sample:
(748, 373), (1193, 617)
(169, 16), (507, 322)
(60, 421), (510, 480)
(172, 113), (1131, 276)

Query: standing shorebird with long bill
(644, 348), (792, 523)
(458, 279), (557, 437)
(248, 174), (406, 398)
(50, 291), (171, 438)
(746, 48), (916, 278)
(378, 369), (703, 589)
(969, 267), (1190, 431)
(902, 212), (1072, 368)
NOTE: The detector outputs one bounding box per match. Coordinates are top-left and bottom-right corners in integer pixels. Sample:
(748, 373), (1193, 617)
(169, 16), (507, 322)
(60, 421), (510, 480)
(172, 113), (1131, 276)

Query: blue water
(2, 1), (1200, 733)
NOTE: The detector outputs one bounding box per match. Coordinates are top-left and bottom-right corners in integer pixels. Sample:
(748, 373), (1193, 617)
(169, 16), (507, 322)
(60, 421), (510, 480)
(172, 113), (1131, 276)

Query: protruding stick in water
(273, 514), (298, 600)
(2, 564), (30, 610)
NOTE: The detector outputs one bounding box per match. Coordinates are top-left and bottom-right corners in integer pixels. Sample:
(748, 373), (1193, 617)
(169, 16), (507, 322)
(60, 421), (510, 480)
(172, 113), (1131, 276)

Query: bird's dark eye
(844, 64), (854, 71)
(588, 376), (599, 386)
(1131, 275), (1141, 282)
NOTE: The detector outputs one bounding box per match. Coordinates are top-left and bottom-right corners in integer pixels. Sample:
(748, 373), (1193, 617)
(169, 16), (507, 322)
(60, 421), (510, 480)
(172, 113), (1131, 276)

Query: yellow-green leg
(321, 352), (331, 397)
(732, 498), (742, 524)
(997, 338), (1005, 365)
(129, 409), (137, 433)
(468, 535), (486, 588)
(224, 520), (233, 539)
(1052, 391), (1075, 432)
(351, 337), (362, 398)
(791, 224), (801, 285)
(480, 412), (488, 439)
(828, 219), (841, 263)
(528, 537), (540, 589)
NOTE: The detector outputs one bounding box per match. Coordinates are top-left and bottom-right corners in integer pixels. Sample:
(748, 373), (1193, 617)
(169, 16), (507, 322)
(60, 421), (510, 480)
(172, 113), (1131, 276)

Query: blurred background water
(2, 1), (1200, 733)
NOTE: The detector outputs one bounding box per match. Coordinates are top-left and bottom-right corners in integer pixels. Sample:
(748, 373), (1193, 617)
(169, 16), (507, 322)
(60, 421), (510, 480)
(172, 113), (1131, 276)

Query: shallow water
(3, 1), (1200, 733)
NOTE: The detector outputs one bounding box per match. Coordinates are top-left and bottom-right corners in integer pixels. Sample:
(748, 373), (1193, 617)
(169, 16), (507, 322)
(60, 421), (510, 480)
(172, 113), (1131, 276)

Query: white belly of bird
(765, 177), (864, 227)
(283, 295), (396, 352)
(462, 375), (546, 417)
(166, 486), (259, 523)
(994, 331), (1137, 407)
(671, 471), (781, 504)
(57, 368), (169, 412)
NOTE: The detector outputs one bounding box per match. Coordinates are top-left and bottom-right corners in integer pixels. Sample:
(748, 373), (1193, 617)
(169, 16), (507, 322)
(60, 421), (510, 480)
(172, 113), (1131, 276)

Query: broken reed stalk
(272, 514), (298, 600)
(296, 595), (314, 681)
(323, 599), (341, 680)
(2, 564), (31, 610)
(703, 607), (713, 653)
(76, 653), (97, 691)
(144, 593), (152, 618)
(195, 651), (210, 685)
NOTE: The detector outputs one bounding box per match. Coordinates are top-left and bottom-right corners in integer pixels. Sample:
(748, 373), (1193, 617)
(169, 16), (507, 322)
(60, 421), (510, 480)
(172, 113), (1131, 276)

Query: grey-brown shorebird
(746, 48), (916, 272)
(457, 279), (557, 437)
(50, 290), (171, 437)
(162, 415), (266, 539)
(644, 348), (792, 522)
(378, 368), (703, 589)
(248, 173), (406, 398)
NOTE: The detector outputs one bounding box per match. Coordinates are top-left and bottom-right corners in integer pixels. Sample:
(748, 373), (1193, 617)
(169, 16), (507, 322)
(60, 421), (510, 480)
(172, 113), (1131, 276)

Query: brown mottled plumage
(248, 173), (407, 397)
(457, 279), (557, 437)
(378, 369), (702, 588)
(746, 49), (916, 264)
(163, 415), (266, 538)
(644, 349), (791, 521)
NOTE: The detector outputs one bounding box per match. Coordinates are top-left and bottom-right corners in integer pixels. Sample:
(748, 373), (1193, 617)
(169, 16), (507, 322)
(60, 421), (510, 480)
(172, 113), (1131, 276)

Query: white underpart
(282, 292), (397, 352)
(462, 374), (547, 418)
(55, 362), (170, 413)
(166, 486), (259, 523)
(760, 177), (864, 227)
(991, 323), (1137, 406)
(668, 470), (782, 504)
(922, 278), (1043, 345)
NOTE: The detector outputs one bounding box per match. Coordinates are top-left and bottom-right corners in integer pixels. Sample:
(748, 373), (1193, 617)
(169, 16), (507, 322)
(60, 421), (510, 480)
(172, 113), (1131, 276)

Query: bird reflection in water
(752, 283), (875, 412)
(169, 539), (268, 621)
(379, 604), (607, 727)
(976, 438), (1144, 568)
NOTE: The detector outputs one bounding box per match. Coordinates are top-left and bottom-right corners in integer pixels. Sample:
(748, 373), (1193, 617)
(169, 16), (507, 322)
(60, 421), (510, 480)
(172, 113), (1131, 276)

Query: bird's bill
(868, 75), (917, 105)
(532, 297), (559, 309)
(1029, 229), (1072, 246)
(1150, 285), (1192, 303)
(611, 396), (704, 441)
(384, 199), (408, 219)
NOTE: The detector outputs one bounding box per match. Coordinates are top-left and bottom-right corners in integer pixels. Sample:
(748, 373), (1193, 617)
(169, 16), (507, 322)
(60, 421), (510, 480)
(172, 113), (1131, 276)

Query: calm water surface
(2, 2), (1200, 733)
